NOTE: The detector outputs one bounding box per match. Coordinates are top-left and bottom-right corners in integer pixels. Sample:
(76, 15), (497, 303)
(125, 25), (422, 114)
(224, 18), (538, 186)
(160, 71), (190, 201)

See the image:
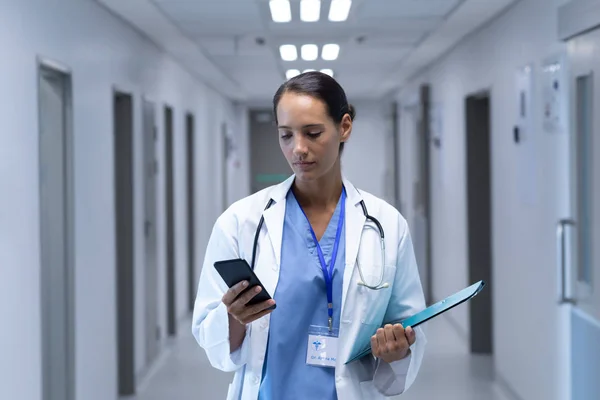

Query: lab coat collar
(265, 174), (363, 206)
(262, 174), (365, 312)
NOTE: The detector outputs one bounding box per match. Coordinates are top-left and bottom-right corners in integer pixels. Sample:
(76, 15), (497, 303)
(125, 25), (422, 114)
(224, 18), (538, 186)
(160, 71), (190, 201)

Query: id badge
(306, 325), (339, 368)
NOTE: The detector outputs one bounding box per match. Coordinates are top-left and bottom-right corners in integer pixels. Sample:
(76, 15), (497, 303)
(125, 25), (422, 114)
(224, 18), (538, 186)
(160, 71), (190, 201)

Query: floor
(127, 315), (512, 400)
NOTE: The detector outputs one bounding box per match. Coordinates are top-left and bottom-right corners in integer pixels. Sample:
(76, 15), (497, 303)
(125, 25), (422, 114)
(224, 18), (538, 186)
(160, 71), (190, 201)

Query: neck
(293, 162), (343, 210)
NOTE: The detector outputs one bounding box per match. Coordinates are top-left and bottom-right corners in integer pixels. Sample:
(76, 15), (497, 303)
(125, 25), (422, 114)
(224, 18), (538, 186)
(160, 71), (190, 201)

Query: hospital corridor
(2, 1), (600, 400)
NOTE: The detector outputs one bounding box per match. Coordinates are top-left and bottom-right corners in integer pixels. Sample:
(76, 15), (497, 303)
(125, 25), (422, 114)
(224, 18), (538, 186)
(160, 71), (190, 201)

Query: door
(250, 110), (290, 193)
(142, 99), (160, 367)
(186, 113), (196, 312)
(114, 91), (135, 396)
(399, 93), (431, 304)
(407, 86), (433, 305)
(392, 101), (401, 211)
(562, 26), (600, 400)
(382, 102), (400, 206)
(221, 122), (229, 211)
(38, 63), (75, 400)
(164, 106), (176, 336)
(465, 93), (493, 354)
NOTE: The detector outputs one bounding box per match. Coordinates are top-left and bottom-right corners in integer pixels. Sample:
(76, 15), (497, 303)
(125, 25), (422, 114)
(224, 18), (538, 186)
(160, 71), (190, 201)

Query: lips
(293, 161), (316, 169)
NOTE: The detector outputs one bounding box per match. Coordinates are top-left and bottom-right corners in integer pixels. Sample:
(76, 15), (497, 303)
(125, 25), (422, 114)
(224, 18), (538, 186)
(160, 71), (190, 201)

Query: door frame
(37, 56), (76, 400)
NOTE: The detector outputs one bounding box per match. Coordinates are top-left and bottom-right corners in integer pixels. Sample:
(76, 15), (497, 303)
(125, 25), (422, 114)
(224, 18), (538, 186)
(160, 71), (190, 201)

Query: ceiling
(97, 0), (518, 102)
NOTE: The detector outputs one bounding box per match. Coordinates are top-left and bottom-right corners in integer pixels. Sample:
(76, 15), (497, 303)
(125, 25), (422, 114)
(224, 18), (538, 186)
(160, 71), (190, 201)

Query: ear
(339, 113), (352, 144)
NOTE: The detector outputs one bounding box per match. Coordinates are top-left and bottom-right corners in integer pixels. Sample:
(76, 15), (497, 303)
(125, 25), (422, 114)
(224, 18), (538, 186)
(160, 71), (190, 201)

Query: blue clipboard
(345, 280), (486, 364)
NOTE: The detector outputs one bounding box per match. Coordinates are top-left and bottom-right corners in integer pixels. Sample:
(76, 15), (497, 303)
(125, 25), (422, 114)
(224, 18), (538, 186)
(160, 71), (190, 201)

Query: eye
(279, 130), (292, 139)
(307, 131), (322, 138)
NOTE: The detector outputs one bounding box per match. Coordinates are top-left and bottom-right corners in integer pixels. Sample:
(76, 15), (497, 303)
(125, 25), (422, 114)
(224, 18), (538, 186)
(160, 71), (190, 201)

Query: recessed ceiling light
(286, 69), (301, 80)
(270, 0), (291, 23)
(279, 45), (297, 61)
(303, 69), (316, 73)
(320, 69), (334, 77)
(300, 0), (321, 22)
(301, 44), (319, 61)
(322, 44), (340, 61)
(329, 0), (351, 22)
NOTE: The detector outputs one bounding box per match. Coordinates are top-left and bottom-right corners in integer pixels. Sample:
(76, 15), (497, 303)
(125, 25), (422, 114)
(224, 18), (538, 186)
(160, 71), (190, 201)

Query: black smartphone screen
(213, 258), (276, 310)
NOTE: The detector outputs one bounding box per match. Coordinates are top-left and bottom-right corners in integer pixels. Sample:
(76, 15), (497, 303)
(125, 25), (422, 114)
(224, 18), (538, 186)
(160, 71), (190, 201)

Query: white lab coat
(192, 175), (427, 399)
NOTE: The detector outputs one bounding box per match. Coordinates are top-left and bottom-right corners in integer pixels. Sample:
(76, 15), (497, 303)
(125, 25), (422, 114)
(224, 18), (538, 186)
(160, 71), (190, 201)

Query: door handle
(556, 219), (576, 305)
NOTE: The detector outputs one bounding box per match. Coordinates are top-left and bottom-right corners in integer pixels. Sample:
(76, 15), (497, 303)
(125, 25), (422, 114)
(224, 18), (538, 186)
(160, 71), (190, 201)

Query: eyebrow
(278, 124), (325, 129)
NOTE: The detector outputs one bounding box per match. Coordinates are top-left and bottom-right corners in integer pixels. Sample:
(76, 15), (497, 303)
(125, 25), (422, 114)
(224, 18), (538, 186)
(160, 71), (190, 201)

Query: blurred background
(1, 0), (598, 399)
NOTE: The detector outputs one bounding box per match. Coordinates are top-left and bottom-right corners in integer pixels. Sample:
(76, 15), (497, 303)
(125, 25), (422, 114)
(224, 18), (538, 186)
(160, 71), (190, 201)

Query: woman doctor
(192, 71), (426, 400)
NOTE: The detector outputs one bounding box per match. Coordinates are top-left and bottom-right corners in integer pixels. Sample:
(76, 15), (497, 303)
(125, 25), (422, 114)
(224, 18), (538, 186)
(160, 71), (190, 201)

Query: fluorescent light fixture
(279, 45), (297, 61)
(320, 69), (334, 77)
(322, 44), (340, 60)
(286, 69), (300, 79)
(301, 0), (321, 22)
(303, 69), (316, 73)
(301, 44), (319, 61)
(328, 0), (351, 21)
(270, 0), (291, 23)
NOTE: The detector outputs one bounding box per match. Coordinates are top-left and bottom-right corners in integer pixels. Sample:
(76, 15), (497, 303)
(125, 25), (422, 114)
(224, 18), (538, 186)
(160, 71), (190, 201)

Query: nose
(292, 135), (309, 157)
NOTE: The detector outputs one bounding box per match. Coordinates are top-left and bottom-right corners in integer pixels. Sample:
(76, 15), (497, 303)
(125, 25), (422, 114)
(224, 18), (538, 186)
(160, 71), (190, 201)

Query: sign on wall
(541, 54), (567, 135)
(515, 63), (538, 206)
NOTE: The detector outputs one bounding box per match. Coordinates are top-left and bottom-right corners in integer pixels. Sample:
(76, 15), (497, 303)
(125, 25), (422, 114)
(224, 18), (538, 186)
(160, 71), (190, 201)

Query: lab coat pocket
(358, 264), (396, 325)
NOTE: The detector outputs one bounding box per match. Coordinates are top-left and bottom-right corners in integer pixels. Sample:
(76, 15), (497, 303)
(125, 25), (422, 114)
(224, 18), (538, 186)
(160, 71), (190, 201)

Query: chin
(293, 169), (320, 181)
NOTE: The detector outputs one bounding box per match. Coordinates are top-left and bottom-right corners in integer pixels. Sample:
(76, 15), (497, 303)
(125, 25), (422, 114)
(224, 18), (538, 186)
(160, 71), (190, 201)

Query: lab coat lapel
(262, 201), (285, 269)
(341, 178), (365, 314)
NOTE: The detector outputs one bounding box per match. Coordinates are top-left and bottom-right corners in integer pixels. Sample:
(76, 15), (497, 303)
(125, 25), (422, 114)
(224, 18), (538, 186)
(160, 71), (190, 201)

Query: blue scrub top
(258, 188), (346, 400)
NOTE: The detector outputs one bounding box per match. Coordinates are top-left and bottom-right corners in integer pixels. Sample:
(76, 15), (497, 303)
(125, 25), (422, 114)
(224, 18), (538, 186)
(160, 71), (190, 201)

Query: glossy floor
(125, 315), (513, 400)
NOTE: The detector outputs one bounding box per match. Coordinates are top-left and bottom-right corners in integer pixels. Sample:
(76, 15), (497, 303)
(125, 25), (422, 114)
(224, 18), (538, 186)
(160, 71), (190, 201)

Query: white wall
(0, 1), (240, 399)
(397, 0), (568, 399)
(342, 101), (395, 200)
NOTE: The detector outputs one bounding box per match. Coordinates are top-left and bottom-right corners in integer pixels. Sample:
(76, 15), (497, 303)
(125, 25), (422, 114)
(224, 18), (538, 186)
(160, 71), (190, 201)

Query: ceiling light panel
(270, 0), (292, 23)
(322, 44), (340, 60)
(286, 69), (300, 79)
(300, 0), (321, 22)
(328, 0), (352, 21)
(279, 44), (297, 61)
(301, 44), (319, 61)
(320, 69), (334, 77)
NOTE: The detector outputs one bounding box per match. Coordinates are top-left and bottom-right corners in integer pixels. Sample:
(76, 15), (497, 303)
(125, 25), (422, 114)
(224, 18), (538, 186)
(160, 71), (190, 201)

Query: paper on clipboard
(345, 280), (486, 364)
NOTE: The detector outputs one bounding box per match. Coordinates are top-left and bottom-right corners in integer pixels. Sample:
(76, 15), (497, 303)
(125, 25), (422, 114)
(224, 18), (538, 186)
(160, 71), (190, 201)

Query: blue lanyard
(298, 188), (346, 332)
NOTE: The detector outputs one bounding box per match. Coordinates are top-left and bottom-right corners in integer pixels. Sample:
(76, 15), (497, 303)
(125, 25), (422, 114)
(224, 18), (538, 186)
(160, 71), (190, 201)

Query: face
(276, 92), (352, 181)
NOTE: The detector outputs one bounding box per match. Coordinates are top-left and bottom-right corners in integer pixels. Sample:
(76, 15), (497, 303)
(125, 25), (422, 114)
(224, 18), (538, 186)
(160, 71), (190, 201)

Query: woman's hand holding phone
(222, 280), (276, 325)
(222, 280), (276, 353)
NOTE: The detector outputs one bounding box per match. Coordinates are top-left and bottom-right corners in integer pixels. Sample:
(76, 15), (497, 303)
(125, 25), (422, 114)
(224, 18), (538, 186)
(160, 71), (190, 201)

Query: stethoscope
(250, 197), (390, 291)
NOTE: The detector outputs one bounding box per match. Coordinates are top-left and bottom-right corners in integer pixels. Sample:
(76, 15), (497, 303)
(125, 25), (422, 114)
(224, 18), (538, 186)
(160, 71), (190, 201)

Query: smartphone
(214, 258), (276, 310)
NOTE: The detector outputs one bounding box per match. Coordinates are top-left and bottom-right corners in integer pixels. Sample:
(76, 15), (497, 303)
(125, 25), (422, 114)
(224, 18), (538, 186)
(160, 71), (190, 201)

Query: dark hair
(273, 71), (355, 152)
